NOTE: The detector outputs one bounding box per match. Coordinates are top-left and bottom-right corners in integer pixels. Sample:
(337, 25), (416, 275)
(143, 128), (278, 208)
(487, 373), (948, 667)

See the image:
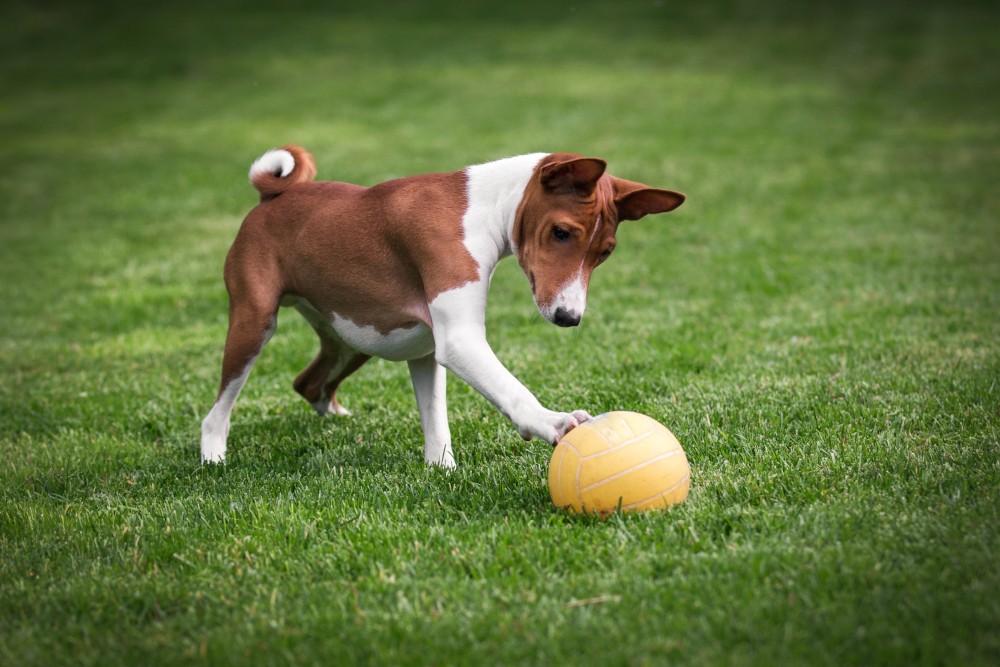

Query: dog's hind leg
(293, 345), (370, 416)
(200, 292), (280, 464)
(291, 301), (370, 416)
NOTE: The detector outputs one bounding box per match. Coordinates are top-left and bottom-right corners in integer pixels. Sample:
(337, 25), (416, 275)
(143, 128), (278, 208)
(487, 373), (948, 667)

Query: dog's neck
(460, 153), (547, 282)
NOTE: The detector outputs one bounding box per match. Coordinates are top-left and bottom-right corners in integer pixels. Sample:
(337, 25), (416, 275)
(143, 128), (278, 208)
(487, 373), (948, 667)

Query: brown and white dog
(201, 146), (684, 467)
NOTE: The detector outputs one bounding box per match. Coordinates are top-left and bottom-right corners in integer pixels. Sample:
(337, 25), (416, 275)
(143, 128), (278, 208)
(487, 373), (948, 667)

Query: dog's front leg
(407, 353), (455, 469)
(430, 287), (591, 445)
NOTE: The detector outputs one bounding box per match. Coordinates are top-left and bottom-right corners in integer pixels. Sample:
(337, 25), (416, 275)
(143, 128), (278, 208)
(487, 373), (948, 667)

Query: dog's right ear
(540, 156), (607, 196)
(612, 177), (685, 221)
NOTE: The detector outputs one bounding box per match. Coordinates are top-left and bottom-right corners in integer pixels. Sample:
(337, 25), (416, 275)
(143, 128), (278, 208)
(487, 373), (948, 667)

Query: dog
(201, 146), (684, 467)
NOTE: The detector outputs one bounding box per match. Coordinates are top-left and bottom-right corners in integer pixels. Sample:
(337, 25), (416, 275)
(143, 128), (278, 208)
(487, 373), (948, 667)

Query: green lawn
(1, 1), (998, 665)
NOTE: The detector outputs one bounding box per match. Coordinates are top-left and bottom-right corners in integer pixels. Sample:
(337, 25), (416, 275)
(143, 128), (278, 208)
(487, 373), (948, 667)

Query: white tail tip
(249, 149), (295, 181)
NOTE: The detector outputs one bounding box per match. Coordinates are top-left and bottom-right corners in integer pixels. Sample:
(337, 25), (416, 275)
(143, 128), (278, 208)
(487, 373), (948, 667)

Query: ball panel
(621, 471), (691, 512)
(548, 441), (583, 510)
(558, 421), (610, 457)
(582, 412), (644, 447)
(580, 450), (689, 512)
(606, 412), (672, 443)
(576, 436), (674, 488)
(567, 412), (681, 458)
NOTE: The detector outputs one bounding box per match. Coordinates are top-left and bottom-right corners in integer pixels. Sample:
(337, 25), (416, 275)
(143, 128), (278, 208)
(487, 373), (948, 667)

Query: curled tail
(248, 144), (317, 201)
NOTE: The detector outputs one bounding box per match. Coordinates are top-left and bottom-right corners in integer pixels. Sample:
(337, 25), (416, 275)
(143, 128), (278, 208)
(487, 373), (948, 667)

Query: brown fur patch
(226, 171), (478, 335)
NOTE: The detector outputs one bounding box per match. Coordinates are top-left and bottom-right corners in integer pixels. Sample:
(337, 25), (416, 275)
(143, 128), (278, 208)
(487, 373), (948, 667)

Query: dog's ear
(540, 157), (607, 196)
(613, 177), (685, 221)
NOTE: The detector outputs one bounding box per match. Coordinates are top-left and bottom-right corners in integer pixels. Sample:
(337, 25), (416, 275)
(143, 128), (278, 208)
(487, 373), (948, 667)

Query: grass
(1, 0), (998, 664)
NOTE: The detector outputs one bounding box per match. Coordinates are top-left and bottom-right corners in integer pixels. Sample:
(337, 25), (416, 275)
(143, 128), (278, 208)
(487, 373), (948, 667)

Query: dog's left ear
(540, 157), (608, 196)
(613, 177), (685, 221)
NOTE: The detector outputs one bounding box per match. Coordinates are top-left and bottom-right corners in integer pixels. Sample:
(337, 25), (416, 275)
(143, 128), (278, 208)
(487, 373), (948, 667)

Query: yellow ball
(549, 411), (690, 515)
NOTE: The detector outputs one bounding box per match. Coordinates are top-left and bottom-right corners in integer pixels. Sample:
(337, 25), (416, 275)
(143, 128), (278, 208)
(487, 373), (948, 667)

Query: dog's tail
(248, 145), (317, 201)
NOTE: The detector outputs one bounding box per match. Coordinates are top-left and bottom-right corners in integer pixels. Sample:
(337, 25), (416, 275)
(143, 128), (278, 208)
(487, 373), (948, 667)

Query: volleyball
(549, 411), (690, 515)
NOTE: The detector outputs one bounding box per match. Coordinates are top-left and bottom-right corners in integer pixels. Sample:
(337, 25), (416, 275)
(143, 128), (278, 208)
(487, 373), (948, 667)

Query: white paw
(425, 448), (456, 470)
(201, 415), (229, 464)
(518, 409), (592, 445)
(312, 399), (352, 416)
(201, 439), (226, 464)
(331, 401), (352, 416)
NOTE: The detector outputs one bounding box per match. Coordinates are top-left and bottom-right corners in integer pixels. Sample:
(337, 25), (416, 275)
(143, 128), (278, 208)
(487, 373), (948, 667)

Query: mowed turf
(1, 1), (997, 665)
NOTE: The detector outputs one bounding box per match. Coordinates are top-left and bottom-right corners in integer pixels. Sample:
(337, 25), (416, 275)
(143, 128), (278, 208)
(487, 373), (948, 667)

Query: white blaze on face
(542, 271), (588, 322)
(542, 212), (604, 323)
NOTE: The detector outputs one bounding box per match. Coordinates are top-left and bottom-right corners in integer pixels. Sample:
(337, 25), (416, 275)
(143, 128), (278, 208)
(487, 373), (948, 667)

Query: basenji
(201, 146), (684, 467)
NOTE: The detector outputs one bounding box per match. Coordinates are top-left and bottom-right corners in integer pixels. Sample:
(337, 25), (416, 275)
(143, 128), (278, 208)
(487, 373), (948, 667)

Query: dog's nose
(553, 307), (581, 327)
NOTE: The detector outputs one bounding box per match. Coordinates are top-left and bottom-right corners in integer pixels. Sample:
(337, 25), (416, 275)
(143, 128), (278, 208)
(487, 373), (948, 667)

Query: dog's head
(513, 153), (685, 326)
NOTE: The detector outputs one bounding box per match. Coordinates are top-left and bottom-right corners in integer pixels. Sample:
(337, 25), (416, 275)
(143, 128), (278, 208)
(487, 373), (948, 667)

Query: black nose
(553, 307), (581, 327)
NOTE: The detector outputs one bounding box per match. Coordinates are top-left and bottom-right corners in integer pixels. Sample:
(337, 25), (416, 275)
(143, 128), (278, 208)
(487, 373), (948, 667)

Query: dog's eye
(552, 226), (571, 242)
(597, 247), (614, 263)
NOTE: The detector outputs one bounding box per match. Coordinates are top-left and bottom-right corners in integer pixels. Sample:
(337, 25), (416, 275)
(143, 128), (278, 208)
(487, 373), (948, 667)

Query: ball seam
(620, 472), (691, 511)
(579, 449), (685, 493)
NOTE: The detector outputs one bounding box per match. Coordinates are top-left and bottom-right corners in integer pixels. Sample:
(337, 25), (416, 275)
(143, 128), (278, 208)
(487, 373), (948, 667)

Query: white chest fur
(330, 313), (434, 361)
